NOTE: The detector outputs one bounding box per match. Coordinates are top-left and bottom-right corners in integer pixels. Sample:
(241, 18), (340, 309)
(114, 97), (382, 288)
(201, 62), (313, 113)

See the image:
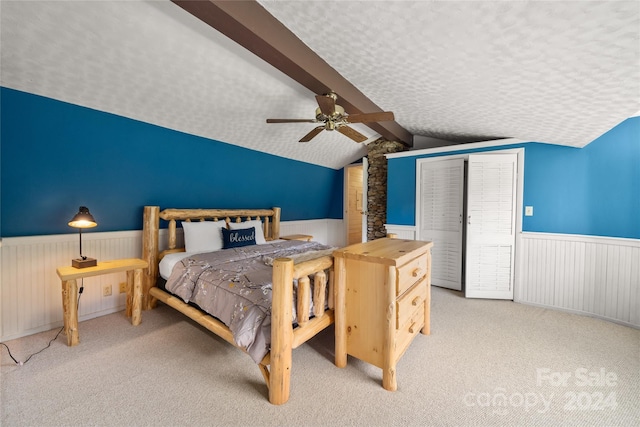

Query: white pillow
(229, 219), (267, 244)
(181, 220), (227, 253)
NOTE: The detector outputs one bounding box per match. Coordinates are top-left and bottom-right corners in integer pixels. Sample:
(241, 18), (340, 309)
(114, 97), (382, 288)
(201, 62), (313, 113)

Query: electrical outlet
(103, 284), (112, 297)
(119, 282), (127, 294)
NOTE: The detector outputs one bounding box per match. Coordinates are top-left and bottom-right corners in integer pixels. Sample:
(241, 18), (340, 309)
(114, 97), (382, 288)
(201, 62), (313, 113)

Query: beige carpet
(1, 287), (638, 426)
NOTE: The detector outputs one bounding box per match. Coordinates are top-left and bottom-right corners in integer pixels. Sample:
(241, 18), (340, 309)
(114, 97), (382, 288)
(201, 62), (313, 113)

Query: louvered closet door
(465, 153), (517, 299)
(417, 158), (464, 290)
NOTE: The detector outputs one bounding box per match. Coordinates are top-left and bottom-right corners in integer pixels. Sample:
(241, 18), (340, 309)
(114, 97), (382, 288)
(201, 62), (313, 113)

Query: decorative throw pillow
(181, 220), (226, 253)
(228, 219), (267, 244)
(222, 227), (257, 249)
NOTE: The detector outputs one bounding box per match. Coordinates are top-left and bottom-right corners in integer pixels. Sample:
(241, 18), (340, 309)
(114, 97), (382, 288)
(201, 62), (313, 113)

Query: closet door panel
(465, 153), (517, 299)
(417, 158), (464, 290)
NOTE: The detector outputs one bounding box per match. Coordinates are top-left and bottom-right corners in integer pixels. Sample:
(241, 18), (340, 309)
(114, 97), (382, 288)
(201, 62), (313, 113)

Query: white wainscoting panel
(518, 233), (639, 328)
(0, 231), (143, 342)
(0, 219), (343, 341)
(378, 228), (639, 328)
(280, 219), (345, 247)
(384, 224), (417, 240)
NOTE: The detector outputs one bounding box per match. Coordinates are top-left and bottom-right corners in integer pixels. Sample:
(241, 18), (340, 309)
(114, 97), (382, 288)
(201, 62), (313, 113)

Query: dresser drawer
(396, 303), (424, 358)
(396, 254), (427, 296)
(396, 277), (427, 329)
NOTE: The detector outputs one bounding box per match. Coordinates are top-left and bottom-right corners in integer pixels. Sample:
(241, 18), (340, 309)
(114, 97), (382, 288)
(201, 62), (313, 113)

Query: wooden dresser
(333, 238), (433, 391)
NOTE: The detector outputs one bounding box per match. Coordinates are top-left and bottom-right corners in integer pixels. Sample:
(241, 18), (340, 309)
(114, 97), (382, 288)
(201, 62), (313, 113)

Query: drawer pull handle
(411, 296), (421, 306)
(412, 268), (422, 278)
(408, 321), (417, 334)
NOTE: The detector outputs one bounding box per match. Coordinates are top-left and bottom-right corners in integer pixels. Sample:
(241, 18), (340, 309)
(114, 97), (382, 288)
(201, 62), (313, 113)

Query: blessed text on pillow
(228, 219), (267, 244)
(222, 227), (257, 248)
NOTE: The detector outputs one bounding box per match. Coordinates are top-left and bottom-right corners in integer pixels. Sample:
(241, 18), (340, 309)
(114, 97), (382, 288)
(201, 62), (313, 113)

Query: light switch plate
(525, 206), (534, 216)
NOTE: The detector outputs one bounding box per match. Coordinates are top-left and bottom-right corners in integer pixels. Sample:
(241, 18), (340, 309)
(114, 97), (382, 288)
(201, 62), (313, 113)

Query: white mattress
(159, 252), (194, 280)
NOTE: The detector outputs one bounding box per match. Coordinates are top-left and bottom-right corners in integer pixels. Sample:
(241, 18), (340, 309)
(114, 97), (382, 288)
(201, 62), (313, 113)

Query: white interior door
(465, 153), (517, 299)
(417, 158), (464, 290)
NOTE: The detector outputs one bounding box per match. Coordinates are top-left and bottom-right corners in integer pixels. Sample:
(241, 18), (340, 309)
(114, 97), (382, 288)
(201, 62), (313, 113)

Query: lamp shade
(68, 206), (97, 229)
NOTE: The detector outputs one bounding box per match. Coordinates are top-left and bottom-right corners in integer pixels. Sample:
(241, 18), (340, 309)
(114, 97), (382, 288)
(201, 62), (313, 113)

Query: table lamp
(68, 206), (97, 268)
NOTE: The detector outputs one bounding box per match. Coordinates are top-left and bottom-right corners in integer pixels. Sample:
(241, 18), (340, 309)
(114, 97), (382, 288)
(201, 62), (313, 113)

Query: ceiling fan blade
(315, 94), (336, 116)
(344, 111), (395, 124)
(267, 119), (316, 123)
(299, 126), (324, 142)
(337, 125), (368, 143)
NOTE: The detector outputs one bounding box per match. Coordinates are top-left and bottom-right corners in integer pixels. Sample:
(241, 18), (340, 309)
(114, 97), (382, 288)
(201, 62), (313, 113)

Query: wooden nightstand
(56, 258), (148, 346)
(334, 238), (433, 391)
(280, 234), (313, 241)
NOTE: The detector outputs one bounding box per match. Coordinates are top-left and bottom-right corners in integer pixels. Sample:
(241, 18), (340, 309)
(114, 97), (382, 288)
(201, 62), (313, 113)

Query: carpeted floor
(1, 287), (638, 426)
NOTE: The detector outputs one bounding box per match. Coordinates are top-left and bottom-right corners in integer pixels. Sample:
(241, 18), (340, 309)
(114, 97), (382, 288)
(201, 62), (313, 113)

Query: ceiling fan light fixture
(266, 91), (394, 143)
(332, 104), (345, 119)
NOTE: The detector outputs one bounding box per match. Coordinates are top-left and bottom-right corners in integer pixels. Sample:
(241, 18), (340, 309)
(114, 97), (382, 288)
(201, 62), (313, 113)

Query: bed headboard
(140, 206), (281, 309)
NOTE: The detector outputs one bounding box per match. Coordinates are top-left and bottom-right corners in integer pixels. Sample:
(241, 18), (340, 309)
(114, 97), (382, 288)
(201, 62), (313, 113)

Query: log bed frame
(138, 206), (335, 405)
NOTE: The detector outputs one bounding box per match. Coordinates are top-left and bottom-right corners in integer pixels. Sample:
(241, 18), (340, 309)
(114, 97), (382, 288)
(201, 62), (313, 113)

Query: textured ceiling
(1, 1), (639, 170)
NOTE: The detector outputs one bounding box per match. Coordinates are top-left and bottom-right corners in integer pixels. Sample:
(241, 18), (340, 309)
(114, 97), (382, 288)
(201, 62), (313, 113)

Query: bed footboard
(268, 256), (334, 405)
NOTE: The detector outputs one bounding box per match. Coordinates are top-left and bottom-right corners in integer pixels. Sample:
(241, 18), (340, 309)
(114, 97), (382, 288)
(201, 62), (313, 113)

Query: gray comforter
(164, 240), (332, 363)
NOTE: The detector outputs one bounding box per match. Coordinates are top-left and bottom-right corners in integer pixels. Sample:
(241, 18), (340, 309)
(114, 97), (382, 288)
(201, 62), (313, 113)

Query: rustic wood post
(328, 270), (335, 309)
(168, 219), (176, 250)
(270, 258), (293, 405)
(297, 276), (310, 326)
(61, 279), (79, 346)
(313, 270), (327, 317)
(126, 270), (134, 318)
(271, 207), (281, 239)
(142, 206), (159, 310)
(131, 268), (143, 326)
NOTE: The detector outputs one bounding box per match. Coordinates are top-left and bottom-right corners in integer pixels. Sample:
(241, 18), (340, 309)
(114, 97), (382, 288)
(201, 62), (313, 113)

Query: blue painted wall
(388, 116), (640, 239)
(0, 88), (343, 237)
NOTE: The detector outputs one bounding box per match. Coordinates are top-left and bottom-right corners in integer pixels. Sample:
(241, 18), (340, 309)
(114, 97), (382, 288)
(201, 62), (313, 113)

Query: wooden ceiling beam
(171, 0), (413, 147)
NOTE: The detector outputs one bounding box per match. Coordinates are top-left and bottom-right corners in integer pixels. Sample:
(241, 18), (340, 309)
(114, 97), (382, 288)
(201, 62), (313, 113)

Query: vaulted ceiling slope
(1, 1), (638, 170)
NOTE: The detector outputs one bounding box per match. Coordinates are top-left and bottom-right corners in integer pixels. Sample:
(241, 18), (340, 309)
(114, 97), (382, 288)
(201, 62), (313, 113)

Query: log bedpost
(142, 206), (159, 310)
(272, 207), (281, 239)
(270, 258), (293, 405)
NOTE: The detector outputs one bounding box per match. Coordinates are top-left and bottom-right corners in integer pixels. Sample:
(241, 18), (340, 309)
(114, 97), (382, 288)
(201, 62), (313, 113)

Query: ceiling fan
(266, 92), (395, 143)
